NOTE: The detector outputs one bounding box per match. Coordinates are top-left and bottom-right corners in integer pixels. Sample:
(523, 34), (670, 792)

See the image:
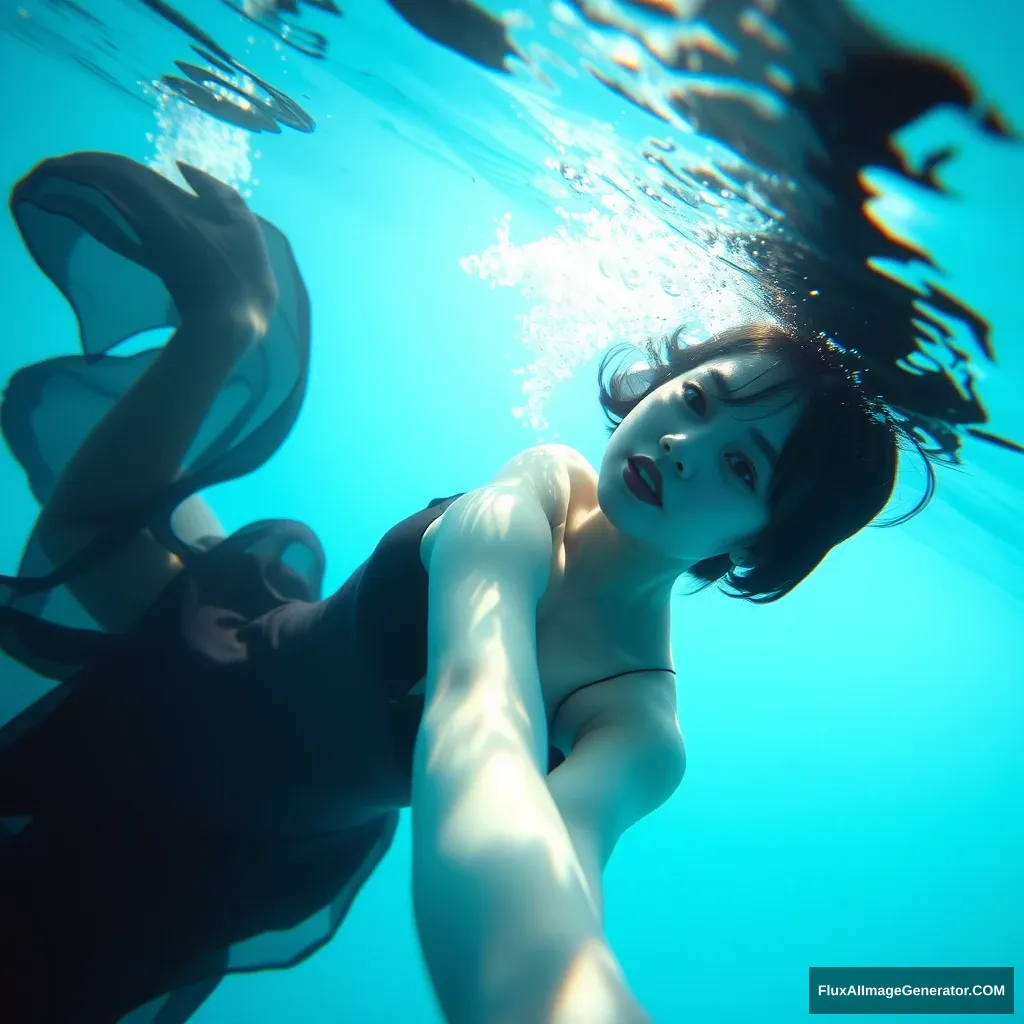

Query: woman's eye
(727, 454), (757, 491)
(682, 382), (706, 416)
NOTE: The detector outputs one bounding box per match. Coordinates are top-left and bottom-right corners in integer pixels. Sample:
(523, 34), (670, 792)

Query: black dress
(0, 153), (565, 1024)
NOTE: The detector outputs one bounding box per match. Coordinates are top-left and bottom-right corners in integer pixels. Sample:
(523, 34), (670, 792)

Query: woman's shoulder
(504, 443), (594, 476)
(492, 444), (597, 519)
(546, 443), (599, 492)
(418, 446), (591, 570)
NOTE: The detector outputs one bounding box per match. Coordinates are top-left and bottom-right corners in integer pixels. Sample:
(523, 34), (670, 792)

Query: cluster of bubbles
(118, 0), (1014, 459)
(461, 185), (766, 431)
(459, 89), (772, 430)
(133, 1), (315, 190)
(143, 79), (257, 194)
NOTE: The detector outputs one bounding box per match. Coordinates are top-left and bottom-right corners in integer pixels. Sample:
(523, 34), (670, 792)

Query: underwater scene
(0, 0), (1020, 1021)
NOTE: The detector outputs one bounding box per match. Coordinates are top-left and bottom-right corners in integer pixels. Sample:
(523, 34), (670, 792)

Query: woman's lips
(623, 456), (662, 506)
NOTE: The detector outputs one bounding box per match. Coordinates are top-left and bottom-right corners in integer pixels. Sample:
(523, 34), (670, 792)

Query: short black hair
(597, 322), (937, 603)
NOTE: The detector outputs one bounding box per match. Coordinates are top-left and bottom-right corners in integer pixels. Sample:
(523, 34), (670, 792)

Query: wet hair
(597, 321), (937, 603)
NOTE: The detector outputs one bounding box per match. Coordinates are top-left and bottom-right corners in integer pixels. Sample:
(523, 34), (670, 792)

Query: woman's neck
(566, 502), (684, 608)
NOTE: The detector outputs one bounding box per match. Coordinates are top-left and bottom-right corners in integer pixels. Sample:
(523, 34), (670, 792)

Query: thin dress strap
(550, 667), (676, 725)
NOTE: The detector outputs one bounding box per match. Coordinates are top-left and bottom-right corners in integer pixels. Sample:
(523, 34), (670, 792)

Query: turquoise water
(1, 0), (1021, 1021)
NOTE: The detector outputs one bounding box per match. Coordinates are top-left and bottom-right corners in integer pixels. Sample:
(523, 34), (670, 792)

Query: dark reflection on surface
(535, 0), (1021, 461)
(5, 0), (1019, 461)
(386, 0), (521, 72)
(162, 69), (282, 133)
(137, 0), (317, 133)
(218, 0), (342, 60)
(48, 0), (104, 28)
(321, 0), (1019, 459)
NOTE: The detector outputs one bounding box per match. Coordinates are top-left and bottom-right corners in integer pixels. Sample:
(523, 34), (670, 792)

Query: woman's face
(597, 350), (805, 565)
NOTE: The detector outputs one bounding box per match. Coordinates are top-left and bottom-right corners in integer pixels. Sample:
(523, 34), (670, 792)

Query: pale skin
(26, 175), (806, 1023)
(410, 353), (803, 1023)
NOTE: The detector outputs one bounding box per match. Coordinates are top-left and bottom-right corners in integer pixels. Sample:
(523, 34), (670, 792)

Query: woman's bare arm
(410, 457), (652, 1024)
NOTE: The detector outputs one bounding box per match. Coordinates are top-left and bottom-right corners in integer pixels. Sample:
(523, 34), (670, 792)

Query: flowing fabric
(0, 153), (402, 1023)
(1, 151), (310, 634)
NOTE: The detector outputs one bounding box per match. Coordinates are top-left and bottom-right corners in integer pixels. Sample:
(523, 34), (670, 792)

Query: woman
(0, 153), (932, 1024)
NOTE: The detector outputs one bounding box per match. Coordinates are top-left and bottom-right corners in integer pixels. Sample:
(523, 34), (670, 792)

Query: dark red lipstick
(623, 456), (662, 507)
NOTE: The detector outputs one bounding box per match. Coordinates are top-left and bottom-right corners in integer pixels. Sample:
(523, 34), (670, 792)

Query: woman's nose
(659, 434), (693, 479)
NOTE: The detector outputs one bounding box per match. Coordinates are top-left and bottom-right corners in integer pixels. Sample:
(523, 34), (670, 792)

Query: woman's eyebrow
(707, 368), (780, 468)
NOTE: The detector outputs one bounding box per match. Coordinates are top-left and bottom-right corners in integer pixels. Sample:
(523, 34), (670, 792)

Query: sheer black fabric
(0, 153), (402, 1024)
(0, 152), (311, 634)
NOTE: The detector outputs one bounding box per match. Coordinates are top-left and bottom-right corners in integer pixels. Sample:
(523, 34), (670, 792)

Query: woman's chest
(532, 526), (669, 718)
(415, 501), (669, 717)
